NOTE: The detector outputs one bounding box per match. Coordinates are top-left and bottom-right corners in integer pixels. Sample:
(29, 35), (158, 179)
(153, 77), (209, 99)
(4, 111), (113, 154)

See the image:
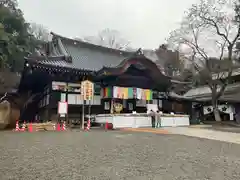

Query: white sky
(18, 0), (199, 49)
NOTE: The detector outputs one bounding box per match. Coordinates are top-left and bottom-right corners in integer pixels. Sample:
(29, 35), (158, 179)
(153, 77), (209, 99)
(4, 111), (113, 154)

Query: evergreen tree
(0, 0), (36, 71)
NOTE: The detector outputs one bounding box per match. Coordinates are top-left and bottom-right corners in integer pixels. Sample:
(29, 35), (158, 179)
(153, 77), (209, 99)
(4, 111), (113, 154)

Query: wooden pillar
(46, 84), (51, 122)
(65, 82), (69, 125)
(110, 99), (114, 114)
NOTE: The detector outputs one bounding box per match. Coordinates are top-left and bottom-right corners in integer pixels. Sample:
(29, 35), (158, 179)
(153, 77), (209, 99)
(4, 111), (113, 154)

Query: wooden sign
(81, 80), (94, 100)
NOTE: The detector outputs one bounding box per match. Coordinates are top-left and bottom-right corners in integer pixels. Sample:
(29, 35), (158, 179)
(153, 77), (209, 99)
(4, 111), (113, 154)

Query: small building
(182, 66), (240, 123)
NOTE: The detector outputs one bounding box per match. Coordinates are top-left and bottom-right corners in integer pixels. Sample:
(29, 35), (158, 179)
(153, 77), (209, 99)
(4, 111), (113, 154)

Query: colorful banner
(137, 88), (142, 99)
(114, 86), (121, 99)
(123, 87), (128, 99)
(144, 89), (153, 101)
(148, 90), (153, 100)
(102, 87), (112, 98)
(113, 86), (118, 98)
(141, 89), (146, 100)
(102, 86), (152, 100)
(133, 88), (137, 99)
(128, 88), (133, 99)
(117, 87), (122, 98)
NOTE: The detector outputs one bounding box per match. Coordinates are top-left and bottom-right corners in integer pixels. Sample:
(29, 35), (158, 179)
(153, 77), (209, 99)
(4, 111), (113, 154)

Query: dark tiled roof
(48, 32), (133, 71)
(28, 33), (167, 76)
(37, 59), (73, 68)
(64, 43), (128, 71)
(26, 56), (93, 73)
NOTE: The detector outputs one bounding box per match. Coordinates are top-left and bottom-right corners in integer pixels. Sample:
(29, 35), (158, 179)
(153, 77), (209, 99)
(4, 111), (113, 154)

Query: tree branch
(167, 0), (240, 114)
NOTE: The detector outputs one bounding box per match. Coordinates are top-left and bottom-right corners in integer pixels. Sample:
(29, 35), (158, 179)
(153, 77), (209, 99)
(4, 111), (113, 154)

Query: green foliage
(0, 0), (38, 72)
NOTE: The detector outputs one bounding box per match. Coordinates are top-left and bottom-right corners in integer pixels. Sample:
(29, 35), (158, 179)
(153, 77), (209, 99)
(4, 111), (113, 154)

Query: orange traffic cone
(56, 123), (61, 131)
(105, 121), (109, 130)
(28, 122), (33, 132)
(62, 121), (66, 131)
(14, 120), (20, 131)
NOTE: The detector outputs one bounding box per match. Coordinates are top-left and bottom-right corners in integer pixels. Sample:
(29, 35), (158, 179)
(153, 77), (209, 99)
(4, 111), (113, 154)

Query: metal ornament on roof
(136, 48), (143, 55)
(103, 71), (111, 75)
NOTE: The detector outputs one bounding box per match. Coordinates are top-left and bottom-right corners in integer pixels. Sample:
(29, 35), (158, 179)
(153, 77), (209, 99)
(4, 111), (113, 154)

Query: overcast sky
(18, 0), (198, 49)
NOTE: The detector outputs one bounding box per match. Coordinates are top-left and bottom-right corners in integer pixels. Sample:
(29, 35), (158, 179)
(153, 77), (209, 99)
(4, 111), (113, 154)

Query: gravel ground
(0, 130), (240, 180)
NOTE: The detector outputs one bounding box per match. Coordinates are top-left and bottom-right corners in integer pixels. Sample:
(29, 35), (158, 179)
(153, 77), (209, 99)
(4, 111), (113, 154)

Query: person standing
(149, 110), (155, 128)
(155, 110), (162, 128)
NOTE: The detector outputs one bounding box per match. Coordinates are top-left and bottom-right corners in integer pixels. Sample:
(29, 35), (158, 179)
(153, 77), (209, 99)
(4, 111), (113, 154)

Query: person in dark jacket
(150, 110), (155, 128)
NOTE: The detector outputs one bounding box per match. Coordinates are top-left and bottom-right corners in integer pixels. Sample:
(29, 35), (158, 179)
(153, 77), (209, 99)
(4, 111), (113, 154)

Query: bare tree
(29, 23), (50, 42)
(168, 0), (240, 121)
(84, 28), (130, 50)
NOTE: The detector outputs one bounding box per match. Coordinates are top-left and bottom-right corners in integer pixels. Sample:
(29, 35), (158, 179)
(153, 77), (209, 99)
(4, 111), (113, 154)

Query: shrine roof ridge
(50, 32), (133, 57)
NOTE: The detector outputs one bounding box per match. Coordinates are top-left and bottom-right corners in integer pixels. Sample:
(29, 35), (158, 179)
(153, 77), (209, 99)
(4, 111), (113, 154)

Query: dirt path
(121, 128), (170, 134)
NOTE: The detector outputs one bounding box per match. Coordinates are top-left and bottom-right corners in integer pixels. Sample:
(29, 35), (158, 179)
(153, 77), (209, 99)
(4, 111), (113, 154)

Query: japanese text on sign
(81, 80), (94, 100)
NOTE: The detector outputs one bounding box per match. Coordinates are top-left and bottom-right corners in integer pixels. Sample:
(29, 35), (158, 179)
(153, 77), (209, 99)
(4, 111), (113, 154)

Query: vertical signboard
(80, 80), (94, 129)
(81, 80), (94, 100)
(58, 101), (68, 117)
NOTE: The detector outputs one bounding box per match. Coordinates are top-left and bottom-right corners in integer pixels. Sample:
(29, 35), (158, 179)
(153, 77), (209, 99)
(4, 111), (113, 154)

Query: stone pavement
(164, 127), (240, 144)
(121, 126), (240, 144)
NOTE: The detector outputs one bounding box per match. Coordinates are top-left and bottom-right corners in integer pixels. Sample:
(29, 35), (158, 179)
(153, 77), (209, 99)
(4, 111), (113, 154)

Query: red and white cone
(21, 121), (26, 132)
(62, 121), (66, 131)
(14, 120), (20, 131)
(85, 119), (91, 131)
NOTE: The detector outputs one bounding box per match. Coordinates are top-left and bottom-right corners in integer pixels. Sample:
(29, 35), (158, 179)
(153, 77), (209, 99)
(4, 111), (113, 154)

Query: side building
(183, 66), (240, 123)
